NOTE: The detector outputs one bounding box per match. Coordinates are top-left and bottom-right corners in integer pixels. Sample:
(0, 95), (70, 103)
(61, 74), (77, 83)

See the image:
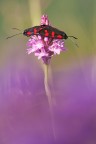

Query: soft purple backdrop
(0, 57), (96, 144)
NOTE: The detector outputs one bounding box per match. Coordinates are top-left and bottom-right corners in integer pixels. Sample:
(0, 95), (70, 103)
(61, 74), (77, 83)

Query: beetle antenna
(68, 36), (78, 39)
(12, 28), (22, 31)
(6, 32), (22, 39)
(68, 37), (79, 48)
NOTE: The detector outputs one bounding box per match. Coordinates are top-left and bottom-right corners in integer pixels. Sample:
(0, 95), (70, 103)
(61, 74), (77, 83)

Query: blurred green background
(0, 0), (96, 70)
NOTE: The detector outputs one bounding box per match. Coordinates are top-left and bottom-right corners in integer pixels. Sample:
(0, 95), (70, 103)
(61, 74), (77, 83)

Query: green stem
(43, 63), (56, 139)
(44, 64), (52, 106)
(28, 0), (41, 25)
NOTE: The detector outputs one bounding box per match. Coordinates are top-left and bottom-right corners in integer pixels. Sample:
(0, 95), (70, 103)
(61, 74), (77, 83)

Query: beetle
(7, 25), (77, 42)
(23, 25), (77, 40)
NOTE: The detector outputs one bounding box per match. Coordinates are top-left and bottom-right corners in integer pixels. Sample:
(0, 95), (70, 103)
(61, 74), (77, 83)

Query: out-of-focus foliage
(0, 0), (96, 69)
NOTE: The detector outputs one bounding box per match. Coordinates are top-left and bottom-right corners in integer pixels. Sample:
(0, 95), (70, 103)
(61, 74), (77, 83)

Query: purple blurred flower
(0, 57), (96, 144)
(27, 15), (66, 64)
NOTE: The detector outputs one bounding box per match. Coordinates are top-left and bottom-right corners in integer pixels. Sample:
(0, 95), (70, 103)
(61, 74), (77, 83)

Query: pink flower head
(40, 14), (50, 26)
(27, 15), (66, 64)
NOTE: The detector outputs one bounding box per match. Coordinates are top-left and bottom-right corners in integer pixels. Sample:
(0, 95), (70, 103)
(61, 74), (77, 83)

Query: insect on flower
(7, 15), (78, 64)
(7, 25), (77, 41)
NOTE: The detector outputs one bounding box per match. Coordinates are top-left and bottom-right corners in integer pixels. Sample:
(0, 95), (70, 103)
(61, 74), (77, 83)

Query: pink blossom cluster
(27, 15), (66, 64)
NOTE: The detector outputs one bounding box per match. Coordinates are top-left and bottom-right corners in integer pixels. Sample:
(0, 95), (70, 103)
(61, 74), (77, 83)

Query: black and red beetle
(23, 25), (77, 40)
(7, 25), (78, 43)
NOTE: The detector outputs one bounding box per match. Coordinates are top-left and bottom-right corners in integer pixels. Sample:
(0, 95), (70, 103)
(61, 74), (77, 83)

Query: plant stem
(28, 0), (41, 25)
(44, 64), (52, 106)
(43, 63), (56, 139)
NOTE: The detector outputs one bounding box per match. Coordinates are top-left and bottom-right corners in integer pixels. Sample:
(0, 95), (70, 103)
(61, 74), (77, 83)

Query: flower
(27, 15), (66, 64)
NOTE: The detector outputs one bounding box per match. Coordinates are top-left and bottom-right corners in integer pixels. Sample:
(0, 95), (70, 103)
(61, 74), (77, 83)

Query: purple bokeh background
(0, 58), (96, 144)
